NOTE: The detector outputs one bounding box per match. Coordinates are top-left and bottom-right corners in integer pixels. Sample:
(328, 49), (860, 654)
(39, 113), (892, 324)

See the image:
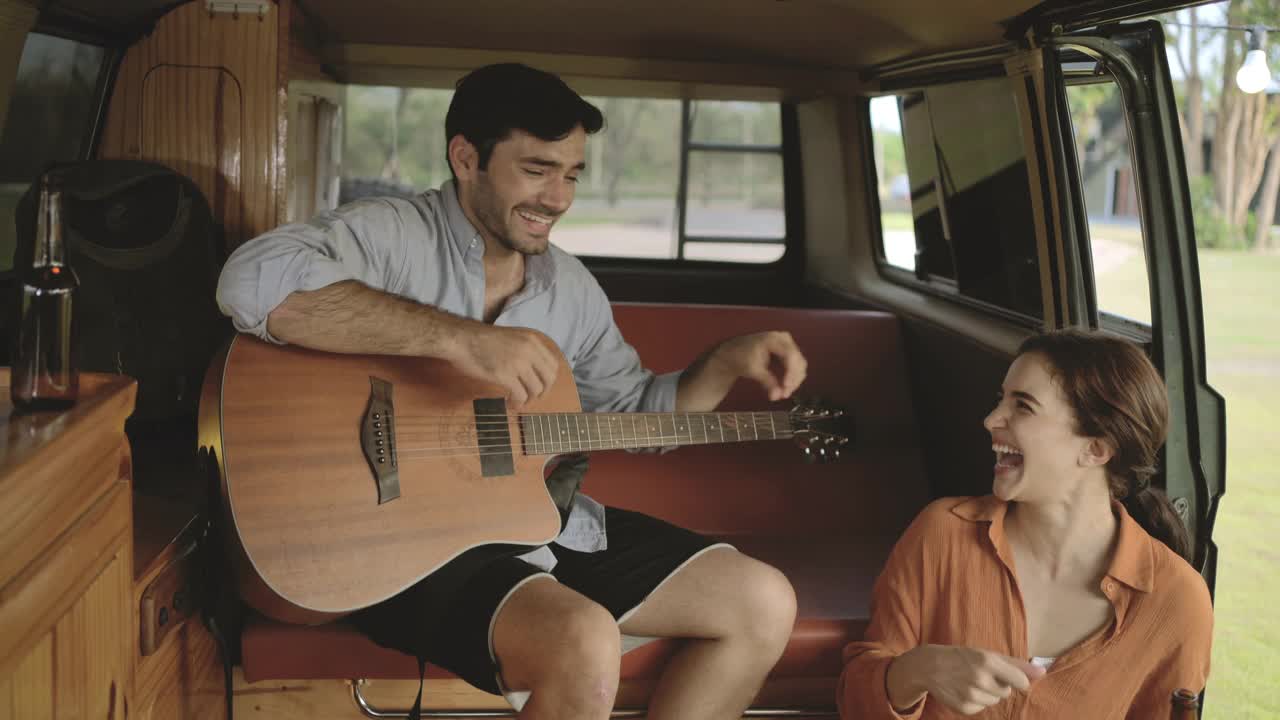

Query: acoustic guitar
(199, 333), (850, 623)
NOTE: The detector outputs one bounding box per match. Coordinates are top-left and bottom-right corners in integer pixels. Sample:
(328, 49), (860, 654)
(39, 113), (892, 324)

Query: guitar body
(200, 334), (570, 623)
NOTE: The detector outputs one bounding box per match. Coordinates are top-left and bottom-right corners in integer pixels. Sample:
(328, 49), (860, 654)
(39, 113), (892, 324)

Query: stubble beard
(472, 174), (549, 257)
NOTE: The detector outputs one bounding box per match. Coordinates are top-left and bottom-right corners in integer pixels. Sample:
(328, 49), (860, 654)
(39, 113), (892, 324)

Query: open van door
(1016, 16), (1227, 583)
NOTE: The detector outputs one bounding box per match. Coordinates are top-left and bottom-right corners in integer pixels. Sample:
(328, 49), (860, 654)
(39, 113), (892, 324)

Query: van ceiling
(43, 0), (1041, 70)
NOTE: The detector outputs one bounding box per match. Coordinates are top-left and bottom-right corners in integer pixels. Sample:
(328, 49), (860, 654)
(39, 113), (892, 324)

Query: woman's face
(983, 352), (1099, 503)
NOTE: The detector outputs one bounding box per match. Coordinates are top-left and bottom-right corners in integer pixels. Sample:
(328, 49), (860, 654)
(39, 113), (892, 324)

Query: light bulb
(1237, 49), (1272, 94)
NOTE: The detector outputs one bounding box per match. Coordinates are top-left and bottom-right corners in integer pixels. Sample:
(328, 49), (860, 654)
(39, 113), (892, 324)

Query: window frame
(671, 99), (788, 262)
(1060, 66), (1155, 342)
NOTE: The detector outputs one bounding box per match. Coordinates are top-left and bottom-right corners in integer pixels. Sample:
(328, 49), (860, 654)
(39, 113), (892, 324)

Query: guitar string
(393, 422), (790, 446)
(392, 433), (798, 458)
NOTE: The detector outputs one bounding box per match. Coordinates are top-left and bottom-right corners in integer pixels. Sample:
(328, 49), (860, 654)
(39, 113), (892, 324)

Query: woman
(839, 330), (1213, 719)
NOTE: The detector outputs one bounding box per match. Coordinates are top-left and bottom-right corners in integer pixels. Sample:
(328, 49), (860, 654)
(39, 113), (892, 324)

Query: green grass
(1095, 248), (1280, 719)
(1197, 251), (1280, 720)
(880, 210), (914, 231)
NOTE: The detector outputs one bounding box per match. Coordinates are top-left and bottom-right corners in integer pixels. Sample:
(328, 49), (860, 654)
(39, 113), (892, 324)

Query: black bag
(13, 160), (232, 493)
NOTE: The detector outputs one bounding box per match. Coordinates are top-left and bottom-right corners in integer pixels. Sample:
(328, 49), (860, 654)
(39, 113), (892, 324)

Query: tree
(1168, 0), (1280, 250)
(599, 98), (650, 207)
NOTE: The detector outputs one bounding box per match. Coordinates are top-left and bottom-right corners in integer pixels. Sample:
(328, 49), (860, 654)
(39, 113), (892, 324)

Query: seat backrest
(584, 303), (930, 538)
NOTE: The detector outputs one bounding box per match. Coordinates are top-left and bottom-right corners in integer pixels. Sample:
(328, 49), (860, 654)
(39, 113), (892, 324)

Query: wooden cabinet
(0, 372), (137, 720)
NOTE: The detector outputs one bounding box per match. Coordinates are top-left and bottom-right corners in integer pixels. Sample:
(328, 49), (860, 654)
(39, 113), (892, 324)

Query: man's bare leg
(492, 577), (621, 720)
(619, 547), (797, 720)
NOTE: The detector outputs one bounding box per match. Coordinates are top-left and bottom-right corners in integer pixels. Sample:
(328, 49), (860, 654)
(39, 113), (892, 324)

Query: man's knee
(732, 560), (797, 652)
(503, 599), (621, 705)
(555, 602), (623, 674)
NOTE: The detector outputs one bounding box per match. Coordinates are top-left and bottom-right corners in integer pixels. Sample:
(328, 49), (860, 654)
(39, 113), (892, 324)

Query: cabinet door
(0, 492), (132, 720)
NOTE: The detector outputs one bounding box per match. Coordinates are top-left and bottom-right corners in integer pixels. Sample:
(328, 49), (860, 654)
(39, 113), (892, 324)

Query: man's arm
(267, 281), (559, 407)
(266, 280), (466, 357)
(675, 331), (808, 412)
(266, 281), (560, 406)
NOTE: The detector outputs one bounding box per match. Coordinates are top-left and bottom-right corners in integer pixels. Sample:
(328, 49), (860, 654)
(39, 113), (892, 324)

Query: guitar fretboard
(519, 412), (794, 455)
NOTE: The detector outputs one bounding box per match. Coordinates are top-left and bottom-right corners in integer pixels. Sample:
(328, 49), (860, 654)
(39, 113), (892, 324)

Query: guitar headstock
(788, 398), (854, 463)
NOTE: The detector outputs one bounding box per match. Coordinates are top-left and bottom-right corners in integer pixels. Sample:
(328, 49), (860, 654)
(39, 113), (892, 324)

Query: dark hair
(1018, 330), (1193, 562)
(444, 63), (604, 177)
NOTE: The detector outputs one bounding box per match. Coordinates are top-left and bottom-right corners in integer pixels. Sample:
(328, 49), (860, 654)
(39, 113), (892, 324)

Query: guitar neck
(518, 411), (794, 455)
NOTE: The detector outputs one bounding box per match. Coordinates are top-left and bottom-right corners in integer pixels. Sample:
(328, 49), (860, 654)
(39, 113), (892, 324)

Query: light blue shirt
(215, 180), (682, 569)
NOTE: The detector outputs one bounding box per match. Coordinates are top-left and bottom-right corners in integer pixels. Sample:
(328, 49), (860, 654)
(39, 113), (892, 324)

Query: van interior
(0, 1), (1224, 718)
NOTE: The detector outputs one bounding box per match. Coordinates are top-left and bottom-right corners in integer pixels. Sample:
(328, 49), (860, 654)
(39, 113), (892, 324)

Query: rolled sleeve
(637, 370), (682, 414)
(215, 199), (409, 342)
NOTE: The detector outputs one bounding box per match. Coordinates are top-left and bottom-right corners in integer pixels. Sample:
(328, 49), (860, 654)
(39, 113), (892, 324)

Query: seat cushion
(239, 534), (892, 683)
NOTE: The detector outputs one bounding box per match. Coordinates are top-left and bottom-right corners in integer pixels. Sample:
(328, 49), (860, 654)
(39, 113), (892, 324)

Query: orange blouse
(839, 496), (1213, 720)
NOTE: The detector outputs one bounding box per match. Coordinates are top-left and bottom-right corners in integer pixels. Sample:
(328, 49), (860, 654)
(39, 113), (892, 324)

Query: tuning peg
(802, 446), (816, 464)
(830, 448), (841, 461)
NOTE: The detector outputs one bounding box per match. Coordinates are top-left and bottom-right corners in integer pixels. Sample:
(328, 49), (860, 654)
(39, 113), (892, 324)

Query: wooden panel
(132, 492), (223, 720)
(0, 370), (136, 719)
(1, 634), (53, 720)
(0, 440), (126, 593)
(133, 617), (224, 720)
(51, 547), (132, 720)
(0, 482), (131, 678)
(97, 0), (284, 250)
(0, 532), (131, 720)
(0, 370), (135, 600)
(141, 65), (245, 245)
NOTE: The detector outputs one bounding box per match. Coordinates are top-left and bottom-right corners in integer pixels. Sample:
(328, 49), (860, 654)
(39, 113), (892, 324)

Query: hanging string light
(1165, 19), (1275, 94)
(1237, 25), (1272, 94)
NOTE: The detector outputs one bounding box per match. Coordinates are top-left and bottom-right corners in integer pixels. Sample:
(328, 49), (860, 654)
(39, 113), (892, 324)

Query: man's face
(457, 127), (586, 256)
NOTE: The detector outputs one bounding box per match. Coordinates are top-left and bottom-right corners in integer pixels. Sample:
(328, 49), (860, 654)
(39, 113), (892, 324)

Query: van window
(340, 87), (787, 263)
(0, 33), (108, 272)
(1064, 77), (1152, 326)
(870, 95), (915, 271)
(869, 78), (1043, 320)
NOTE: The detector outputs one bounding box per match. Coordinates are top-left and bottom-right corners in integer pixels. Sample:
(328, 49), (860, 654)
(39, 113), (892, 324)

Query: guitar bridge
(361, 376), (399, 504)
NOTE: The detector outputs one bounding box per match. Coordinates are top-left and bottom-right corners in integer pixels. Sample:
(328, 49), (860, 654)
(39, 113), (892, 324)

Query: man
(217, 63), (805, 720)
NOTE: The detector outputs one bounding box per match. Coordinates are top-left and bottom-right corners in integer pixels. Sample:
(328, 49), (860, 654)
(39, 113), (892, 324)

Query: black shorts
(349, 506), (727, 695)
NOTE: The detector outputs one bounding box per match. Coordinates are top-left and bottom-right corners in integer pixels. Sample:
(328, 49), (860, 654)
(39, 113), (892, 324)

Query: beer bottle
(11, 174), (79, 412)
(1170, 688), (1199, 720)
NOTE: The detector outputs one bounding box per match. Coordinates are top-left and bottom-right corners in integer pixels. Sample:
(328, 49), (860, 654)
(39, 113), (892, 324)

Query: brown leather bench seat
(240, 534), (892, 683)
(238, 305), (930, 694)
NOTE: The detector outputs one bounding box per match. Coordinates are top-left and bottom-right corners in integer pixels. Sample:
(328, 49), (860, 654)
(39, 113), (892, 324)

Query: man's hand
(677, 331), (808, 412)
(886, 645), (1046, 716)
(448, 325), (560, 407)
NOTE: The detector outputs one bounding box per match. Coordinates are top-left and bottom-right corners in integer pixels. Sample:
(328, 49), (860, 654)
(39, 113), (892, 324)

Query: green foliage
(1190, 175), (1252, 249)
(343, 86), (452, 190)
(873, 129), (906, 185)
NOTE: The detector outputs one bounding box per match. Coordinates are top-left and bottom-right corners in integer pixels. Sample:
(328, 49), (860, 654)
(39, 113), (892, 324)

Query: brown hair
(1018, 330), (1192, 561)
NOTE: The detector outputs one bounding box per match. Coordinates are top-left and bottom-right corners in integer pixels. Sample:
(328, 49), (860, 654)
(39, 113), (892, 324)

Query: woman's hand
(886, 644), (1046, 715)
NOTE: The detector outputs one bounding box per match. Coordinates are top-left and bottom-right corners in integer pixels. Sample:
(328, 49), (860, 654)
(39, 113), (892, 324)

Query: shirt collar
(950, 495), (1156, 593)
(441, 179), (483, 256)
(439, 179), (558, 296)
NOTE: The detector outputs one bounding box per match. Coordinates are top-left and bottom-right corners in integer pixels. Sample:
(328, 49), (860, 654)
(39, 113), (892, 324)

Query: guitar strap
(409, 657), (426, 720)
